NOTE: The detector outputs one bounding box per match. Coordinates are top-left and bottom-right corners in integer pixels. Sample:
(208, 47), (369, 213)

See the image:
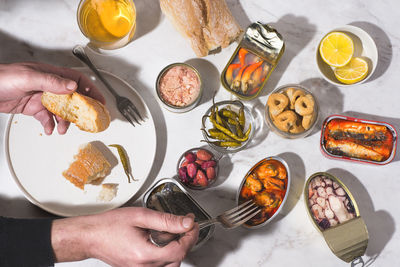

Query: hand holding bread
(0, 62), (108, 134)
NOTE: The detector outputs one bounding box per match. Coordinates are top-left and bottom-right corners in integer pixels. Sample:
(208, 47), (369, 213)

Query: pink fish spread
(159, 65), (200, 107)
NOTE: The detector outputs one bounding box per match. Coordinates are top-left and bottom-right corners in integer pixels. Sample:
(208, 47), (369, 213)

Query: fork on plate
(150, 199), (261, 247)
(72, 45), (143, 126)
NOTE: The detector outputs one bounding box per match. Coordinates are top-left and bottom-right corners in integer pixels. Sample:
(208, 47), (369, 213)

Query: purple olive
(185, 152), (196, 163)
(179, 166), (189, 184)
(201, 160), (216, 170)
(187, 163), (198, 178)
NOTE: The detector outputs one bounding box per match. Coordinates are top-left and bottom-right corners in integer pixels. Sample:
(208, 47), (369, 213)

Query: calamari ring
(295, 95), (314, 116)
(289, 119), (305, 134)
(274, 110), (297, 132)
(302, 114), (314, 130)
(286, 88), (305, 109)
(267, 93), (289, 116)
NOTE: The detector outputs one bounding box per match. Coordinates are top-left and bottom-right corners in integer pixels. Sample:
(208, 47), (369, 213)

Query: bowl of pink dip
(156, 63), (202, 113)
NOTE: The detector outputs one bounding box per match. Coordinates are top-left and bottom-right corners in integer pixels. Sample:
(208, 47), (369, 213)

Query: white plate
(316, 25), (378, 86)
(4, 67), (156, 217)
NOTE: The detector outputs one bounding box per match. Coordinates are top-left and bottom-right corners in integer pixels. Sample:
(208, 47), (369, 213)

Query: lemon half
(319, 32), (354, 67)
(334, 57), (369, 84)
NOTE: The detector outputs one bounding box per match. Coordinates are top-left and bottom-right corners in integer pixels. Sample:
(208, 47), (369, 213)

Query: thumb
(28, 71), (77, 94)
(134, 209), (195, 233)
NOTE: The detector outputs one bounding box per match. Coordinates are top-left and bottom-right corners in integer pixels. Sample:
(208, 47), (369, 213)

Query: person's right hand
(51, 207), (199, 267)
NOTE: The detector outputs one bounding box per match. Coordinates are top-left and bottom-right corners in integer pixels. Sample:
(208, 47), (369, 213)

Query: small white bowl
(316, 25), (378, 87)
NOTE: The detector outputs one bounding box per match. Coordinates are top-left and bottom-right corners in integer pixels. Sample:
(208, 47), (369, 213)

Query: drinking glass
(77, 0), (136, 50)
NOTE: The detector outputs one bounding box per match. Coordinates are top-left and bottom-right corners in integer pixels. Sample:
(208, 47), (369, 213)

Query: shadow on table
(133, 0), (162, 41)
(260, 14), (317, 97)
(300, 77), (344, 136)
(327, 168), (395, 265)
(342, 111), (400, 163)
(0, 30), (167, 205)
(0, 195), (54, 218)
(185, 58), (220, 107)
(227, 0), (251, 30)
(349, 21), (392, 83)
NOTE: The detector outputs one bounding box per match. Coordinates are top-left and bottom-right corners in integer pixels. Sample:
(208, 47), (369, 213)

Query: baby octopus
(308, 175), (356, 230)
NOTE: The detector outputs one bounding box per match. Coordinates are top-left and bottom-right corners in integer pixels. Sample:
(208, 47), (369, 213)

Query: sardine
(325, 139), (384, 162)
(327, 119), (388, 141)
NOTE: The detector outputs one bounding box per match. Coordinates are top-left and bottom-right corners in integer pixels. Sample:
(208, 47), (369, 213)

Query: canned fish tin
(221, 22), (285, 100)
(156, 63), (203, 113)
(304, 172), (368, 263)
(142, 178), (214, 249)
(320, 114), (397, 165)
(236, 156), (290, 229)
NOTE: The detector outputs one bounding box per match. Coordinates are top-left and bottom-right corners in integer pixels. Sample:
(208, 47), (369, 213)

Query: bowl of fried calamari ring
(201, 100), (254, 153)
(265, 84), (319, 139)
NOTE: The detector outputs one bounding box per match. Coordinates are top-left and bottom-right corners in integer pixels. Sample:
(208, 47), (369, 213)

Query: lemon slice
(334, 57), (369, 84)
(319, 32), (354, 67)
(94, 0), (134, 38)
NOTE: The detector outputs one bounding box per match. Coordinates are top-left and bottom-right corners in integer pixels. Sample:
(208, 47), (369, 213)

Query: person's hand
(0, 62), (105, 135)
(51, 207), (199, 267)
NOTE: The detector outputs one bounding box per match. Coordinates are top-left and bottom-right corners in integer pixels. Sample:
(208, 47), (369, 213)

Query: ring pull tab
(351, 257), (365, 267)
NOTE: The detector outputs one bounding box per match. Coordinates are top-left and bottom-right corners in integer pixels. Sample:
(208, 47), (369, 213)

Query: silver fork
(150, 200), (261, 247)
(72, 45), (143, 126)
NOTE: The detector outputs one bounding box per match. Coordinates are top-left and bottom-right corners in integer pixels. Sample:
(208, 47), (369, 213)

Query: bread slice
(160, 0), (242, 57)
(63, 143), (111, 190)
(41, 92), (110, 133)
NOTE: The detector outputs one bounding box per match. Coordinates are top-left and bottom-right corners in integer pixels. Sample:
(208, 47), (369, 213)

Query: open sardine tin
(304, 172), (368, 263)
(142, 178), (214, 250)
(320, 114), (397, 165)
(221, 22), (285, 100)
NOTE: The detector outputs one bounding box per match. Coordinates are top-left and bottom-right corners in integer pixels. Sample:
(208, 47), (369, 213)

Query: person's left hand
(0, 62), (105, 135)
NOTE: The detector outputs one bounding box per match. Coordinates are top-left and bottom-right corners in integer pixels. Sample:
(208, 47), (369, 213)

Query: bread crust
(160, 0), (242, 57)
(41, 92), (110, 133)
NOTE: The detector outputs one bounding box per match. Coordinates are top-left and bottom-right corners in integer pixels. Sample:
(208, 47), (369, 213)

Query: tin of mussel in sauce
(321, 115), (397, 165)
(304, 172), (368, 263)
(221, 22), (285, 100)
(237, 156), (290, 228)
(142, 178), (214, 249)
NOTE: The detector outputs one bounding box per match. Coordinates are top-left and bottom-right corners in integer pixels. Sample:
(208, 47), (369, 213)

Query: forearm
(51, 216), (93, 263)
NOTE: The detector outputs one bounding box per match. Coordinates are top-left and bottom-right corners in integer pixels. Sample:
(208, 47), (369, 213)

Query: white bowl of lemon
(316, 25), (378, 86)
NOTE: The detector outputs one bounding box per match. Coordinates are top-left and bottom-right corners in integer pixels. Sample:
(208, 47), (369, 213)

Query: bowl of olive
(201, 100), (254, 153)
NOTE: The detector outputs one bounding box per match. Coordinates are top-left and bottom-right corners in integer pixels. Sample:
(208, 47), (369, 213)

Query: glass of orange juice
(77, 0), (136, 50)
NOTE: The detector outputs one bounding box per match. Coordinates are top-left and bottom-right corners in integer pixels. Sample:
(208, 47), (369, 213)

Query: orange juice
(78, 0), (136, 50)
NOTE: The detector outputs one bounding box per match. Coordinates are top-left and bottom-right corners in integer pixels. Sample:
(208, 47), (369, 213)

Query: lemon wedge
(94, 0), (134, 38)
(319, 32), (354, 67)
(334, 57), (369, 84)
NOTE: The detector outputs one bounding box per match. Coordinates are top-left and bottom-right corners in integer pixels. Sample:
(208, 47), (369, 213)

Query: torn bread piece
(97, 183), (119, 202)
(63, 143), (111, 190)
(41, 91), (110, 133)
(160, 0), (242, 57)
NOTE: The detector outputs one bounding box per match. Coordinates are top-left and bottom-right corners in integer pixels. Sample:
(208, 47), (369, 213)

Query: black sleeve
(0, 216), (55, 267)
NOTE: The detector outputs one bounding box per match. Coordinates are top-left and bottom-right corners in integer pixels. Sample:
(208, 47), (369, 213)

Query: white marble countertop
(1, 0), (399, 266)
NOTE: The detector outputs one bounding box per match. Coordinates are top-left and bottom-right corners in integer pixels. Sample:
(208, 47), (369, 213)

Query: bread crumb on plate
(97, 183), (118, 202)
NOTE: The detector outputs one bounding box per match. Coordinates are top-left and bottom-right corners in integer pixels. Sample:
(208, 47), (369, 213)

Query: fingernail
(183, 217), (193, 229)
(66, 81), (77, 90)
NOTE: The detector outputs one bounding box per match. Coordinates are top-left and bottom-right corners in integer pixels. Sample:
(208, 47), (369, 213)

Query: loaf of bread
(63, 143), (111, 190)
(160, 0), (242, 57)
(41, 92), (111, 133)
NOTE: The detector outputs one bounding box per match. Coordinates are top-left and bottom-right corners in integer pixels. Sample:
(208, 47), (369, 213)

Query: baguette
(160, 0), (242, 57)
(63, 143), (111, 190)
(41, 91), (110, 133)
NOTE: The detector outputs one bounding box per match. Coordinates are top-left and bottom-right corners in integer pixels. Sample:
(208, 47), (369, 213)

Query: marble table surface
(1, 0), (399, 266)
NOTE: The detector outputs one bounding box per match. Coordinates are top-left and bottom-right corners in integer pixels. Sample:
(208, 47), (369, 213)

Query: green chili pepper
(202, 140), (242, 147)
(209, 114), (251, 142)
(109, 144), (137, 183)
(236, 123), (244, 138)
(239, 106), (245, 127)
(221, 108), (238, 120)
(208, 128), (235, 141)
